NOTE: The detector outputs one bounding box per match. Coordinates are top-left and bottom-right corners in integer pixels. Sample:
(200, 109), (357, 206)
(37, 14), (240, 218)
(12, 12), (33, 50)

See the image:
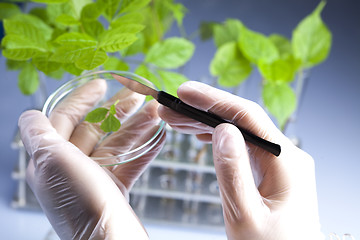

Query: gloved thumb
(212, 123), (266, 237)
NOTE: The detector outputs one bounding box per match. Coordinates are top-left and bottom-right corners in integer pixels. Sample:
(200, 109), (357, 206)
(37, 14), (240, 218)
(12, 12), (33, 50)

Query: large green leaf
(210, 42), (252, 87)
(238, 26), (279, 64)
(63, 63), (83, 76)
(98, 0), (121, 21)
(269, 34), (292, 59)
(55, 14), (80, 25)
(103, 57), (129, 71)
(158, 70), (188, 97)
(108, 23), (145, 34)
(1, 35), (45, 60)
(0, 3), (20, 20)
(18, 62), (39, 95)
(50, 44), (95, 63)
(258, 58), (298, 83)
(292, 1), (332, 67)
(3, 16), (51, 47)
(6, 59), (27, 70)
(145, 37), (194, 69)
(120, 0), (151, 14)
(112, 12), (144, 25)
(31, 0), (69, 3)
(54, 32), (97, 46)
(75, 49), (108, 70)
(80, 2), (104, 21)
(7, 14), (52, 38)
(98, 32), (137, 52)
(33, 53), (61, 74)
(262, 81), (296, 130)
(213, 19), (243, 48)
(82, 20), (105, 39)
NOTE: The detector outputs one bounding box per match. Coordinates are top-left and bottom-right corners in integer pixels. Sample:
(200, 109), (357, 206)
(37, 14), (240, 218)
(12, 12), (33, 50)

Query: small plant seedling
(85, 100), (121, 132)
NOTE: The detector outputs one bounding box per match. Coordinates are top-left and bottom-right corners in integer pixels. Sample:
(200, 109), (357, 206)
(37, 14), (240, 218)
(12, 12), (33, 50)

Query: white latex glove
(158, 81), (324, 240)
(19, 79), (166, 239)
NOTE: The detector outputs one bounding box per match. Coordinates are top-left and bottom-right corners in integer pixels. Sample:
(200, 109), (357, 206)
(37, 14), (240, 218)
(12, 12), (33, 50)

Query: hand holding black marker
(111, 72), (281, 156)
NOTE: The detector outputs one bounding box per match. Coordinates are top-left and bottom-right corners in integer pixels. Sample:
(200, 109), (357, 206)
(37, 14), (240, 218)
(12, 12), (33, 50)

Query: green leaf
(108, 23), (145, 34)
(98, 0), (121, 21)
(85, 107), (109, 123)
(213, 19), (243, 48)
(158, 70), (188, 97)
(262, 81), (296, 130)
(135, 64), (161, 90)
(0, 3), (20, 20)
(29, 8), (48, 23)
(82, 20), (105, 39)
(31, 0), (69, 3)
(18, 62), (39, 95)
(55, 32), (97, 46)
(51, 33), (97, 63)
(210, 42), (252, 87)
(6, 14), (52, 39)
(120, 0), (151, 14)
(100, 114), (121, 132)
(103, 57), (129, 71)
(163, 0), (186, 26)
(75, 49), (108, 70)
(258, 58), (299, 83)
(55, 14), (80, 25)
(1, 35), (45, 60)
(292, 1), (332, 67)
(238, 26), (279, 64)
(48, 68), (65, 80)
(121, 33), (145, 56)
(6, 59), (26, 70)
(269, 34), (292, 59)
(81, 2), (104, 21)
(113, 12), (144, 25)
(3, 17), (50, 47)
(33, 53), (61, 74)
(98, 32), (137, 52)
(63, 63), (83, 76)
(51, 44), (95, 63)
(145, 37), (195, 69)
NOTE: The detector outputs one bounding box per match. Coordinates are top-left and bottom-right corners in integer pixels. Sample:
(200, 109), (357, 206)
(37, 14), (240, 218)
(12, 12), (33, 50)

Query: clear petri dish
(42, 70), (166, 166)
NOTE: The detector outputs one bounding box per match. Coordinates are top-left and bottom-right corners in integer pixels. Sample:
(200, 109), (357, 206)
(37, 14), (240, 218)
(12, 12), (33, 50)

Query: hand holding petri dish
(42, 70), (166, 166)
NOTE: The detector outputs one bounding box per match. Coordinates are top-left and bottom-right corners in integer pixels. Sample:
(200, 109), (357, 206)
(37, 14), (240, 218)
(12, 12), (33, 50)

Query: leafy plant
(85, 100), (121, 132)
(1, 0), (194, 132)
(0, 0), (194, 96)
(206, 1), (332, 131)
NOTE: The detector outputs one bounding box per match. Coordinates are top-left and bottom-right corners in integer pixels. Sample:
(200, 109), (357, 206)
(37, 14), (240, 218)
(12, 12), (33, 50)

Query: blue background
(1, 0), (359, 239)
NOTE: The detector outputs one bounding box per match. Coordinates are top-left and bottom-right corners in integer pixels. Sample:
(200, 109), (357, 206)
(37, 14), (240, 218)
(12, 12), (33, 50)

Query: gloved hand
(19, 79), (166, 239)
(158, 81), (324, 240)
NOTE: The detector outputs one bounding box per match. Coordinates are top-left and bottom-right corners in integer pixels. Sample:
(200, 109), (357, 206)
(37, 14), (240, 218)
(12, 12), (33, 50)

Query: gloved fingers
(90, 100), (161, 158)
(212, 124), (268, 235)
(161, 81), (287, 147)
(49, 79), (107, 140)
(19, 110), (148, 239)
(69, 88), (145, 156)
(110, 125), (166, 191)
